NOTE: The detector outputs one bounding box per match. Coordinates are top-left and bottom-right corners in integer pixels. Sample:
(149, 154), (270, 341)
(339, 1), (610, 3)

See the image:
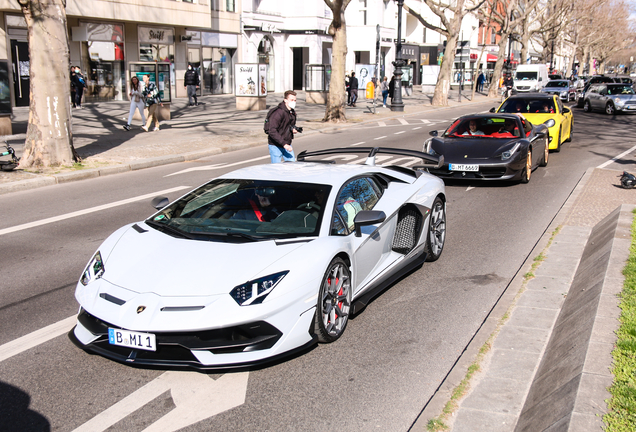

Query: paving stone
(505, 306), (558, 330)
(493, 325), (551, 354)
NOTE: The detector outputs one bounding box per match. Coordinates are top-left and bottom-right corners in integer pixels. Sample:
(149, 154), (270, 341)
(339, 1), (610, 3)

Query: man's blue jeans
(269, 144), (295, 163)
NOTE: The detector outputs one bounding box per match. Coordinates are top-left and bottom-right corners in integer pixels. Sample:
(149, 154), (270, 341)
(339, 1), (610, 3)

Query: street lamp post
(391, 0), (405, 112)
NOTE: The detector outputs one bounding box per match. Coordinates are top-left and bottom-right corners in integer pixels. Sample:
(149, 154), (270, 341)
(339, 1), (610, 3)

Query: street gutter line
(0, 186), (190, 236)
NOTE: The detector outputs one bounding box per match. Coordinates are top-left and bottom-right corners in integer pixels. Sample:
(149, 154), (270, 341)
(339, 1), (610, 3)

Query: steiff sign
(139, 27), (174, 44)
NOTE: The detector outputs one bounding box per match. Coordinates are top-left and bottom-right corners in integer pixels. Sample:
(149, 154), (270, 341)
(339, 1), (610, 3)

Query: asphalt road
(1, 101), (635, 432)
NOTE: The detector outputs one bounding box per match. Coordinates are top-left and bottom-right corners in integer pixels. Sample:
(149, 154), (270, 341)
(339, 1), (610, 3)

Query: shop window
(139, 44), (174, 63)
(258, 37), (275, 92)
(202, 47), (232, 95)
(80, 23), (126, 102)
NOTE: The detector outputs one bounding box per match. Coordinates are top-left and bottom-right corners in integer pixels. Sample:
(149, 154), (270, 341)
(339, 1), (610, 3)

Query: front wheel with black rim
(606, 103), (615, 115)
(425, 197), (446, 262)
(521, 149), (532, 183)
(539, 137), (549, 167)
(312, 258), (352, 343)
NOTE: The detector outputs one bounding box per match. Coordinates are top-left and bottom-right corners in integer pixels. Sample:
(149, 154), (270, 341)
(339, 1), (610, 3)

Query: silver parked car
(540, 80), (577, 101)
(583, 83), (636, 115)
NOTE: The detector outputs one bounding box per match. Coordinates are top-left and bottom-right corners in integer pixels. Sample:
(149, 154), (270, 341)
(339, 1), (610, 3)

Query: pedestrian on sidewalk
(388, 76), (396, 106)
(72, 66), (86, 109)
(349, 72), (359, 107)
(380, 76), (389, 107)
(184, 64), (200, 106)
(267, 90), (299, 163)
(123, 76), (146, 131)
(345, 72), (351, 106)
(477, 71), (485, 92)
(141, 74), (163, 132)
(70, 66), (77, 108)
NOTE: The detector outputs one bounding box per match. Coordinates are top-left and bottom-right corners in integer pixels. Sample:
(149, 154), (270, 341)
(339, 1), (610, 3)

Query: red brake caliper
(326, 277), (341, 323)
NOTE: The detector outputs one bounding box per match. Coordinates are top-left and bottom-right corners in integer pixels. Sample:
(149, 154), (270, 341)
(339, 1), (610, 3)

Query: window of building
(79, 22), (126, 103)
(202, 47), (233, 95)
(211, 0), (219, 10)
(226, 0), (235, 12)
(360, 0), (367, 25)
(490, 28), (496, 44)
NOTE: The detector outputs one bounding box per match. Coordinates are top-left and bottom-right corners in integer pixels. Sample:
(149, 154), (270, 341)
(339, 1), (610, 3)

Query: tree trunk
(487, 35), (509, 98)
(432, 34), (457, 106)
(520, 19), (529, 65)
(323, 22), (347, 122)
(323, 1), (349, 123)
(18, 0), (77, 169)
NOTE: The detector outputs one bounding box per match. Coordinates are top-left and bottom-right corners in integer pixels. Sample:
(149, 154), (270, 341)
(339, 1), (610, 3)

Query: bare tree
(405, 0), (485, 106)
(17, 0), (78, 169)
(323, 0), (352, 122)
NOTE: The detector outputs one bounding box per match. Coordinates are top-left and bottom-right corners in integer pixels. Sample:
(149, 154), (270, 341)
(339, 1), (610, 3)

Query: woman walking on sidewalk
(141, 74), (163, 132)
(123, 76), (146, 131)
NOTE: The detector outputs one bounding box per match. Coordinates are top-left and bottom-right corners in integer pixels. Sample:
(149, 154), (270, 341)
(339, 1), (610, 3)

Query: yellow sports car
(492, 93), (573, 151)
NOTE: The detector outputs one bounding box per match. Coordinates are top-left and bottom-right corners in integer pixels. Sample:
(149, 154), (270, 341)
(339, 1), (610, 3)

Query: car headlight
(543, 119), (556, 128)
(230, 271), (288, 306)
(615, 97), (625, 106)
(502, 143), (521, 161)
(80, 251), (105, 286)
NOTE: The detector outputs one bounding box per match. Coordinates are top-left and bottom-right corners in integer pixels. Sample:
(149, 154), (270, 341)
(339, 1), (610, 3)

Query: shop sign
(401, 45), (418, 61)
(202, 32), (238, 48)
(139, 27), (174, 44)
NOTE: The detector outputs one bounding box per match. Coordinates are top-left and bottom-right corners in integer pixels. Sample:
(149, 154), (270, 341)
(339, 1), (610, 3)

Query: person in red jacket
(267, 90), (299, 163)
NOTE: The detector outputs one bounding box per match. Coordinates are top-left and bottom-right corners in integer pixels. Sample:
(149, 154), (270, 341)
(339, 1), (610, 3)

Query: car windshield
(546, 80), (568, 88)
(444, 116), (527, 138)
(499, 98), (555, 114)
(607, 85), (635, 95)
(146, 179), (331, 241)
(515, 72), (537, 80)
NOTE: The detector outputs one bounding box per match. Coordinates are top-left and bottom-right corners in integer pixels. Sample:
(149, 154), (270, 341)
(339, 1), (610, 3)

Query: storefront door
(10, 40), (29, 107)
(187, 47), (202, 96)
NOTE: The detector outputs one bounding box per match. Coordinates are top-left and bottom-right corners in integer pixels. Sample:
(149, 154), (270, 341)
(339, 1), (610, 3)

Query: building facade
(0, 0), (241, 109)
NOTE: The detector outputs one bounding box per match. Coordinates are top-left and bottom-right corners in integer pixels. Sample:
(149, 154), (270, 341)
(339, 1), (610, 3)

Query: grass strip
(426, 226), (561, 431)
(603, 209), (636, 431)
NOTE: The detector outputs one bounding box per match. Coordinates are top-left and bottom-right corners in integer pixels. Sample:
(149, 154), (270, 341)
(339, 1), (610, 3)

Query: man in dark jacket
(184, 64), (200, 106)
(348, 72), (359, 107)
(268, 90), (298, 163)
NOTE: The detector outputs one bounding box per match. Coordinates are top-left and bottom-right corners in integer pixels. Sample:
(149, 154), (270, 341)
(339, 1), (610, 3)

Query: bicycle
(1, 143), (20, 171)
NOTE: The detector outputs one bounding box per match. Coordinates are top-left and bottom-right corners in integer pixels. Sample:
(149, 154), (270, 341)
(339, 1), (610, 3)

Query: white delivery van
(514, 64), (549, 93)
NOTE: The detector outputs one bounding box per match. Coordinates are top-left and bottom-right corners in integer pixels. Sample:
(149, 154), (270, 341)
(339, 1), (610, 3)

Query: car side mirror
(563, 107), (570, 114)
(151, 196), (170, 210)
(429, 130), (438, 137)
(353, 211), (386, 237)
(599, 91), (606, 96)
(489, 107), (496, 113)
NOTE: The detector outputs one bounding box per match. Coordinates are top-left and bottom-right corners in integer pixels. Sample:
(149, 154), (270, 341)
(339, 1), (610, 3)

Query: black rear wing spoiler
(296, 147), (444, 169)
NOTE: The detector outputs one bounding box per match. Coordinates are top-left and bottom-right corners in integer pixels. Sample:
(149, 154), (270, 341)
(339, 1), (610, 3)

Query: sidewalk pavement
(0, 85), (493, 195)
(414, 167), (636, 431)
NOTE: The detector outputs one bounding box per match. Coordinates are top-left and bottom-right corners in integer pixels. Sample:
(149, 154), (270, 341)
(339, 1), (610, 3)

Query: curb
(0, 95), (495, 197)
(409, 167), (596, 431)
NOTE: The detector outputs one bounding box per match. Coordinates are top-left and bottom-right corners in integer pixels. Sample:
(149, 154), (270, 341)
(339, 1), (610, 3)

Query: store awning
(486, 54), (498, 62)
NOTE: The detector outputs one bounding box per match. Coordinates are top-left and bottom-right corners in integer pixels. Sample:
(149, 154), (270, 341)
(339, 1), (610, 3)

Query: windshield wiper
(145, 220), (194, 239)
(189, 230), (266, 242)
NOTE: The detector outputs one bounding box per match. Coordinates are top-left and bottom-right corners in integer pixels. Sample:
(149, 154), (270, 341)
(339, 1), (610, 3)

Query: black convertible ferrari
(423, 113), (551, 183)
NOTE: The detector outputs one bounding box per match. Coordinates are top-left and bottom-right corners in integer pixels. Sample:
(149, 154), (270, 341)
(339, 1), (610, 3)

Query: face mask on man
(188, 66), (192, 70)
(288, 101), (296, 110)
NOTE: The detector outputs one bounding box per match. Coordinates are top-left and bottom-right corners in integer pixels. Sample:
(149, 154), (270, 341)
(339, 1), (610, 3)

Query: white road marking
(350, 142), (366, 146)
(72, 370), (249, 432)
(597, 143), (636, 169)
(165, 155), (271, 177)
(0, 315), (76, 363)
(0, 186), (191, 237)
(413, 127), (422, 130)
(378, 121), (386, 127)
(374, 136), (387, 140)
(467, 186), (475, 191)
(394, 131), (405, 135)
(380, 157), (421, 167)
(420, 119), (432, 124)
(397, 118), (409, 125)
